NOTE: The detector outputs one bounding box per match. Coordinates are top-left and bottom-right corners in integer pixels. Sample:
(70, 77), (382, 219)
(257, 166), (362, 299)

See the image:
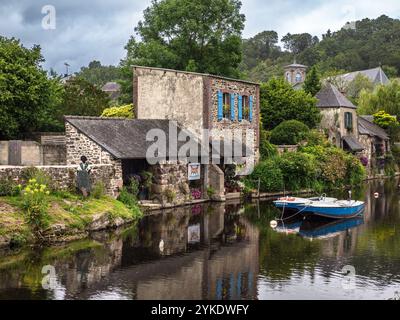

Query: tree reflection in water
(1, 179), (400, 300)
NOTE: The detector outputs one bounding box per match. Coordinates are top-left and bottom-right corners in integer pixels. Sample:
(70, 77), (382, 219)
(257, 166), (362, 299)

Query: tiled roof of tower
(284, 63), (308, 69)
(316, 83), (356, 109)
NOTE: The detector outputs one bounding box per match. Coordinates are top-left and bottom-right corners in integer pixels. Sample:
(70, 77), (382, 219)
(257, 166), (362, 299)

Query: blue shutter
(238, 95), (243, 122)
(217, 91), (223, 121)
(249, 96), (253, 122)
(230, 93), (235, 121)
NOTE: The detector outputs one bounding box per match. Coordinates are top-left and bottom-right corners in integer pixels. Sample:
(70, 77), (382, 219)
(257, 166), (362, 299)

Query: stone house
(133, 66), (260, 160)
(133, 66), (260, 193)
(65, 116), (225, 203)
(316, 83), (364, 152)
(358, 116), (390, 171)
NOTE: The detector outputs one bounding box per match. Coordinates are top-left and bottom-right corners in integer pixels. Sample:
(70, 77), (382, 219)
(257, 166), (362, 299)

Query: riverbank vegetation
(246, 130), (366, 193)
(0, 170), (143, 248)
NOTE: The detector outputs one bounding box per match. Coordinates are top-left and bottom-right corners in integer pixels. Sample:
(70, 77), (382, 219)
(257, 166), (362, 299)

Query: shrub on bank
(270, 120), (310, 145)
(246, 145), (366, 193)
(245, 158), (284, 192)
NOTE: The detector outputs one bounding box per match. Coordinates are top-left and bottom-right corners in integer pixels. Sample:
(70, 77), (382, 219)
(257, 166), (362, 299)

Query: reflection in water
(1, 179), (400, 300)
(0, 201), (259, 300)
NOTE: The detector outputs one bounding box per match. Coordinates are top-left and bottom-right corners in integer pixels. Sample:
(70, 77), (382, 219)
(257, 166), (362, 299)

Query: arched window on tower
(286, 72), (291, 83)
(295, 72), (302, 83)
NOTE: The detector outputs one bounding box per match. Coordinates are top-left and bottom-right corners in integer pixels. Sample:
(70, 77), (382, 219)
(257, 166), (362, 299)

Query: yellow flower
(34, 189), (39, 193)
(46, 191), (50, 195)
(40, 185), (46, 189)
(25, 187), (31, 192)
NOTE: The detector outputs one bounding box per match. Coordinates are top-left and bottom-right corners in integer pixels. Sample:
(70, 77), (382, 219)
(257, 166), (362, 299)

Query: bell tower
(284, 60), (307, 86)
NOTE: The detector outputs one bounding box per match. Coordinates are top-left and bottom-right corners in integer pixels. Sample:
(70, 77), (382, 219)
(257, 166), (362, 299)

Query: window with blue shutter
(217, 91), (223, 121)
(249, 96), (253, 122)
(238, 95), (243, 122)
(230, 93), (235, 121)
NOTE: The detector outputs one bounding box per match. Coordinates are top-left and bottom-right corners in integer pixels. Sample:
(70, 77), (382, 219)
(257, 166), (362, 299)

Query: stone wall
(0, 164), (119, 196)
(208, 164), (225, 201)
(0, 142), (8, 165)
(0, 140), (66, 166)
(150, 161), (191, 205)
(65, 122), (123, 197)
(320, 107), (358, 147)
(134, 67), (205, 139)
(276, 145), (299, 155)
(208, 77), (260, 161)
(42, 145), (66, 165)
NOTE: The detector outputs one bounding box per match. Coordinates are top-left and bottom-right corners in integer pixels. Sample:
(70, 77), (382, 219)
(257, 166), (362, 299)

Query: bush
(91, 181), (106, 199)
(270, 120), (310, 145)
(21, 179), (50, 235)
(118, 187), (138, 210)
(277, 152), (317, 191)
(0, 179), (18, 196)
(259, 127), (278, 160)
(101, 104), (134, 118)
(246, 158), (284, 192)
(345, 154), (367, 184)
(20, 167), (53, 190)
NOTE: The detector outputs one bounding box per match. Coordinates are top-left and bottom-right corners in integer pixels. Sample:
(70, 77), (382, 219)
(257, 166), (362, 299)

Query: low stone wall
(276, 145), (298, 155)
(150, 162), (191, 205)
(208, 164), (225, 201)
(0, 164), (121, 197)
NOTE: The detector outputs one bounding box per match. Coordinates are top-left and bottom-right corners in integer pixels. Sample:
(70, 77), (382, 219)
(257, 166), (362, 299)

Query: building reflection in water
(0, 200), (259, 300)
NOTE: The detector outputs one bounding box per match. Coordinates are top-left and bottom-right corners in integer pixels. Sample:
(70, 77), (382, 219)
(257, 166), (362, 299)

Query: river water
(1, 179), (400, 300)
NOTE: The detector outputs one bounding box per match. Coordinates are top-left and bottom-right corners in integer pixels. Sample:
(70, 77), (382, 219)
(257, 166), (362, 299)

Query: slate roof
(358, 116), (389, 140)
(336, 67), (390, 85)
(284, 63), (308, 69)
(316, 83), (356, 109)
(65, 116), (202, 160)
(101, 82), (121, 92)
(343, 136), (365, 152)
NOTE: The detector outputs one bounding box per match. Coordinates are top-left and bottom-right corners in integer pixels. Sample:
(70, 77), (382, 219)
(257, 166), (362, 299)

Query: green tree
(0, 37), (58, 139)
(358, 80), (400, 117)
(346, 74), (374, 104)
(119, 0), (245, 102)
(260, 78), (320, 130)
(373, 111), (398, 129)
(281, 33), (316, 54)
(242, 31), (281, 69)
(270, 120), (310, 145)
(303, 65), (321, 96)
(76, 60), (121, 87)
(60, 78), (110, 117)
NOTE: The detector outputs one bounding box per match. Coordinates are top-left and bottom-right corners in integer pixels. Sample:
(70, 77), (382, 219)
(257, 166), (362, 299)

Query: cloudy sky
(1, 0), (400, 74)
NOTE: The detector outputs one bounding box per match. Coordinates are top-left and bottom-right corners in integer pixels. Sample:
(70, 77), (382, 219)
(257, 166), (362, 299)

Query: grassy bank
(0, 193), (142, 248)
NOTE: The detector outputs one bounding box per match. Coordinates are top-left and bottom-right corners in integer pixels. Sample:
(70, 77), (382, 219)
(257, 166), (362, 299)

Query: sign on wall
(188, 163), (201, 181)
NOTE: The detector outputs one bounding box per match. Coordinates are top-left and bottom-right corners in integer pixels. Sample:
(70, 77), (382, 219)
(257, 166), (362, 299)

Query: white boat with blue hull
(273, 196), (337, 212)
(273, 194), (365, 219)
(300, 200), (365, 219)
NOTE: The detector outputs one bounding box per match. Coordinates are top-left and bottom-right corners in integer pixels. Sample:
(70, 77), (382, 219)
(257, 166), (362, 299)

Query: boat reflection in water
(274, 215), (365, 240)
